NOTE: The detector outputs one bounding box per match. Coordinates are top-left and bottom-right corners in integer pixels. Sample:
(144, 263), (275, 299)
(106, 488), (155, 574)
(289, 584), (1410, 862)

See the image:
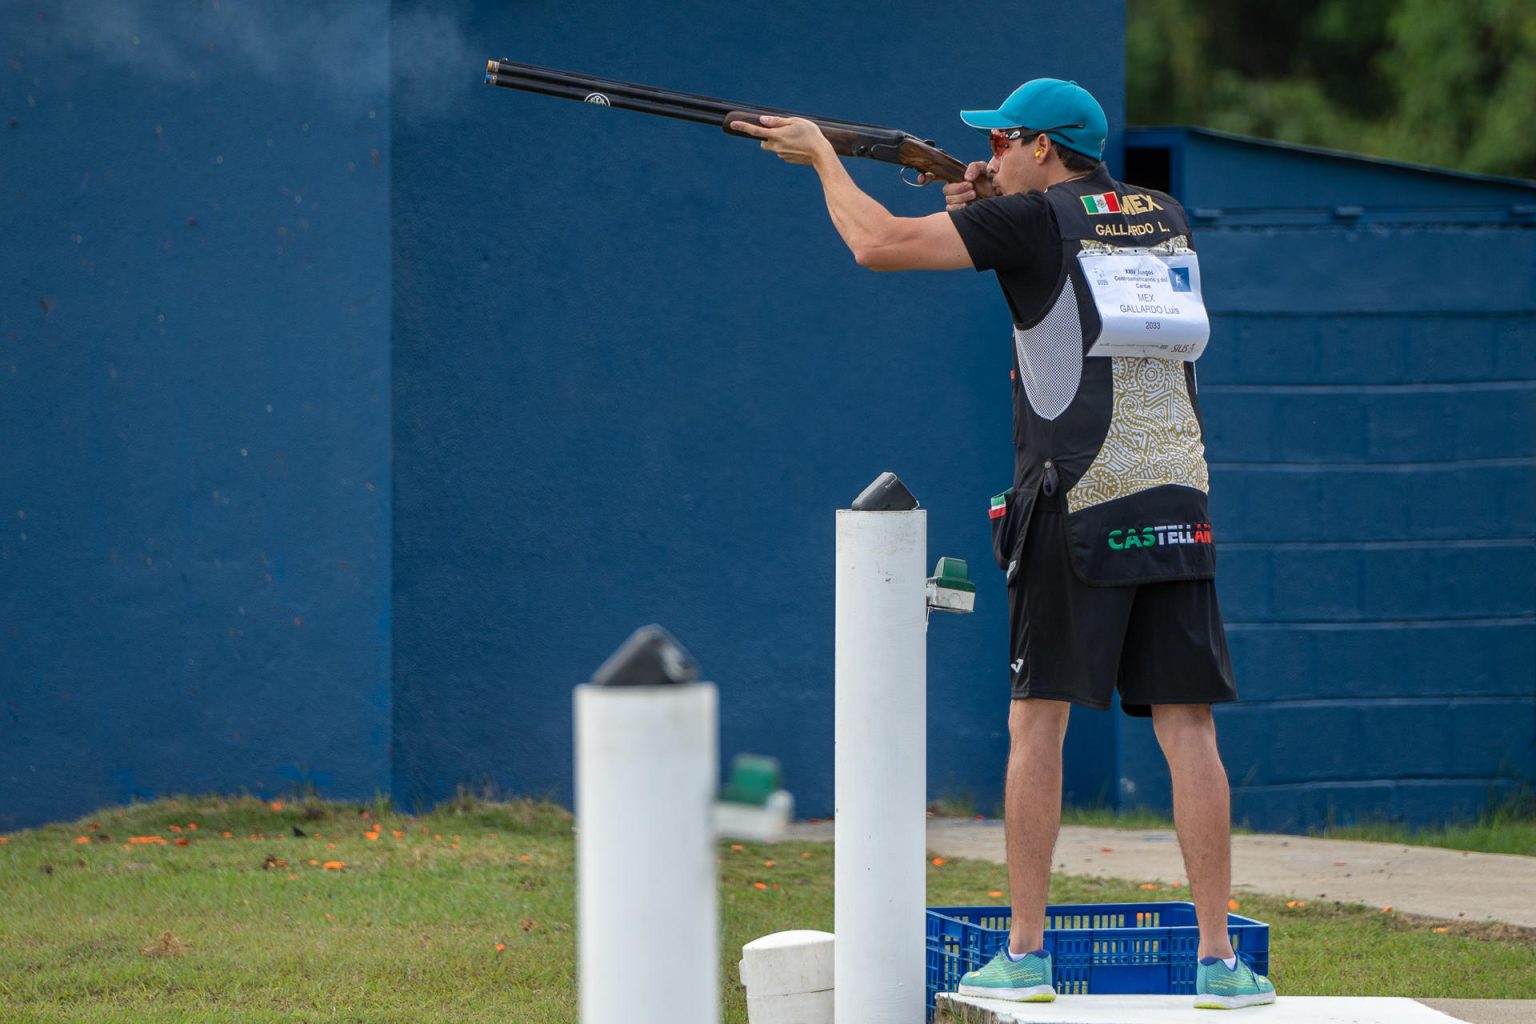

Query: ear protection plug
(1035, 148), (1044, 158)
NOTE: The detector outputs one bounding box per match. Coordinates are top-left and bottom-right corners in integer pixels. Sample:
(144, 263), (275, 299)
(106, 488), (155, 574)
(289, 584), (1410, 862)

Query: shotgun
(484, 58), (970, 184)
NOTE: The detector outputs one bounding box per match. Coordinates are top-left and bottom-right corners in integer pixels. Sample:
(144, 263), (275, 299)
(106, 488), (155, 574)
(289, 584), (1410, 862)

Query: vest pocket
(989, 487), (1032, 584)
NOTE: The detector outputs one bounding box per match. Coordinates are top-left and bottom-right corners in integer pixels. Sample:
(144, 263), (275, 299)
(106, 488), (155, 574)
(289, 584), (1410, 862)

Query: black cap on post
(590, 625), (700, 687)
(850, 471), (919, 511)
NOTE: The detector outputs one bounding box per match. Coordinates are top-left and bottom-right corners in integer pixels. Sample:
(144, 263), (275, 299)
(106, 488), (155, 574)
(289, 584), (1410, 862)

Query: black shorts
(1005, 493), (1238, 717)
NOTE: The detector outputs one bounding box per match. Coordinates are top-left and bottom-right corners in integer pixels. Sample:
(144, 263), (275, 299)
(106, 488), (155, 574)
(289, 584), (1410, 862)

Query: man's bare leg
(1005, 698), (1072, 953)
(1151, 703), (1235, 959)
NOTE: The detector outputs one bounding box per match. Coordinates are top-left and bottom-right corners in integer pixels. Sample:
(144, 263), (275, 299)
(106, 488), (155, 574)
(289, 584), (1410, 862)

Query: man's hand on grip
(919, 161), (995, 209)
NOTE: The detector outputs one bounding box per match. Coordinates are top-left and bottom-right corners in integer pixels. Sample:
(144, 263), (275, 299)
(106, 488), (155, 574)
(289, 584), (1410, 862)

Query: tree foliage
(1127, 0), (1536, 180)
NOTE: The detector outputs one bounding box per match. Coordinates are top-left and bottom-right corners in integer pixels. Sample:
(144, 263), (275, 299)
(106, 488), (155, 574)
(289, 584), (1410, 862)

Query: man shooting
(733, 79), (1276, 1011)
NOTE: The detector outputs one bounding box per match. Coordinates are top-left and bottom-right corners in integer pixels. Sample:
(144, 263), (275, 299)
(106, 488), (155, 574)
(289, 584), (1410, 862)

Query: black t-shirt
(947, 188), (1070, 326)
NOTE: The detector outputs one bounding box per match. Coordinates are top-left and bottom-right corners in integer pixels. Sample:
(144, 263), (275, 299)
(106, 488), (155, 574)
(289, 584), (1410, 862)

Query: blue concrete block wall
(6, 4), (1531, 836)
(1117, 129), (1536, 829)
(1, 2), (393, 829)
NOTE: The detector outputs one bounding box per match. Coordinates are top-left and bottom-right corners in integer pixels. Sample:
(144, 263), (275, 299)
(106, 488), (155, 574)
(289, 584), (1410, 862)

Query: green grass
(1314, 800), (1536, 857)
(1, 797), (1532, 1022)
(1058, 805), (1186, 830)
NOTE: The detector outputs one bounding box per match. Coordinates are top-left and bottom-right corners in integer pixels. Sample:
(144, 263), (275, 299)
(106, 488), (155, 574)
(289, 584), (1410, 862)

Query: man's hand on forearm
(729, 114), (836, 167)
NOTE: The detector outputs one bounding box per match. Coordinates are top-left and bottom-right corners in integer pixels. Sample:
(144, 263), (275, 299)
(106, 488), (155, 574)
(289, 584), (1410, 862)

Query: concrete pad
(936, 993), (1469, 1023)
(1419, 1000), (1536, 1024)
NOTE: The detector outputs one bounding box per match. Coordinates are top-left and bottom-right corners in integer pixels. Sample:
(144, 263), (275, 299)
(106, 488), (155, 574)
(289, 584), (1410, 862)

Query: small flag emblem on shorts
(1081, 192), (1121, 214)
(989, 493), (1008, 519)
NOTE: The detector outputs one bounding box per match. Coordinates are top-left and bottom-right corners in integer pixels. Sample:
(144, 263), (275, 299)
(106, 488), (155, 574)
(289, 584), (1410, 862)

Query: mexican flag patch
(989, 493), (1008, 520)
(1081, 191), (1121, 215)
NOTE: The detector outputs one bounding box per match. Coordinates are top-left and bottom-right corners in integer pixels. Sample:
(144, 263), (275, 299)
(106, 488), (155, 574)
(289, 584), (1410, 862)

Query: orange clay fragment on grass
(495, 943), (506, 952)
(730, 844), (743, 852)
(74, 836), (90, 844)
(169, 825), (182, 833)
(932, 857), (945, 866)
(174, 838), (189, 846)
(988, 890), (1004, 898)
(1228, 899), (1240, 911)
(270, 802), (284, 811)
(187, 823), (198, 830)
(129, 836), (167, 845)
(753, 882), (767, 890)
(323, 861), (345, 870)
(365, 832), (379, 841)
(1139, 883), (1158, 890)
(801, 852), (812, 859)
(763, 860), (775, 868)
(1382, 905), (1392, 913)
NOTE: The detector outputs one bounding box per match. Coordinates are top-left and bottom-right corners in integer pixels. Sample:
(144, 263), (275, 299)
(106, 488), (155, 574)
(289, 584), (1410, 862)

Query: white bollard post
(575, 627), (718, 1024)
(835, 475), (927, 1024)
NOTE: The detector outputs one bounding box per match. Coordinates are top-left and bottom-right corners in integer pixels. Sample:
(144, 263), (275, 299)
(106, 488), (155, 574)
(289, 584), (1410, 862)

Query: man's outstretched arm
(732, 115), (975, 272)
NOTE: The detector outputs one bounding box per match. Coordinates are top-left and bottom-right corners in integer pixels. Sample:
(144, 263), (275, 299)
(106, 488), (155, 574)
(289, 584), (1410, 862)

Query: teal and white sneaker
(956, 946), (1056, 1002)
(1194, 955), (1277, 1009)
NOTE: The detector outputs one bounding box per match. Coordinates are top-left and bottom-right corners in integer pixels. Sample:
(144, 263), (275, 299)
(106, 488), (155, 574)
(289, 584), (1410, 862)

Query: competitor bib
(1078, 248), (1209, 361)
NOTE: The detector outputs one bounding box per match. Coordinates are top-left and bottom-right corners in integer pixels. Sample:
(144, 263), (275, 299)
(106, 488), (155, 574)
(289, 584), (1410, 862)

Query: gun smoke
(26, 0), (479, 120)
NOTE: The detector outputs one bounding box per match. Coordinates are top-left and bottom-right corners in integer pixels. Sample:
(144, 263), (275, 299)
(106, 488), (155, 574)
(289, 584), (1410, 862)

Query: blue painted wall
(389, 0), (1126, 819)
(1117, 129), (1536, 829)
(1, 1), (393, 829)
(7, 2), (1529, 836)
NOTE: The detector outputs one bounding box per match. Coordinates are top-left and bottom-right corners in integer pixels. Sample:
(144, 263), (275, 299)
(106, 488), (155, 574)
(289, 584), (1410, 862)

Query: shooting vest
(992, 172), (1215, 586)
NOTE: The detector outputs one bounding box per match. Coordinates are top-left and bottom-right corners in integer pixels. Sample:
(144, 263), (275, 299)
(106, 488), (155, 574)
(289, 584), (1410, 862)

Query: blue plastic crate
(925, 902), (1269, 1016)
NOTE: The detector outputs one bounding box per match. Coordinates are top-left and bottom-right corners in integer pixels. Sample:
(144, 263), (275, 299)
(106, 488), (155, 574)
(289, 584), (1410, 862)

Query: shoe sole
(957, 983), (1056, 1002)
(1194, 992), (1277, 1009)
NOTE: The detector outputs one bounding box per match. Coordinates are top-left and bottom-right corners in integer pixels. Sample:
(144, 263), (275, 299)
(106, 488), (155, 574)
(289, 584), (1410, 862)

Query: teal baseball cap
(960, 78), (1108, 159)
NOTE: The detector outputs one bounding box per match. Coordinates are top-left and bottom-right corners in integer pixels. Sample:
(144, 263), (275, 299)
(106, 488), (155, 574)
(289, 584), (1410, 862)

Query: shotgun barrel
(486, 58), (895, 133)
(484, 59), (969, 183)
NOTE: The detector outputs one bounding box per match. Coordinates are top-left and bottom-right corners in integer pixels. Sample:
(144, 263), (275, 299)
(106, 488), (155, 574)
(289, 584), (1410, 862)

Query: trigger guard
(899, 166), (924, 188)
